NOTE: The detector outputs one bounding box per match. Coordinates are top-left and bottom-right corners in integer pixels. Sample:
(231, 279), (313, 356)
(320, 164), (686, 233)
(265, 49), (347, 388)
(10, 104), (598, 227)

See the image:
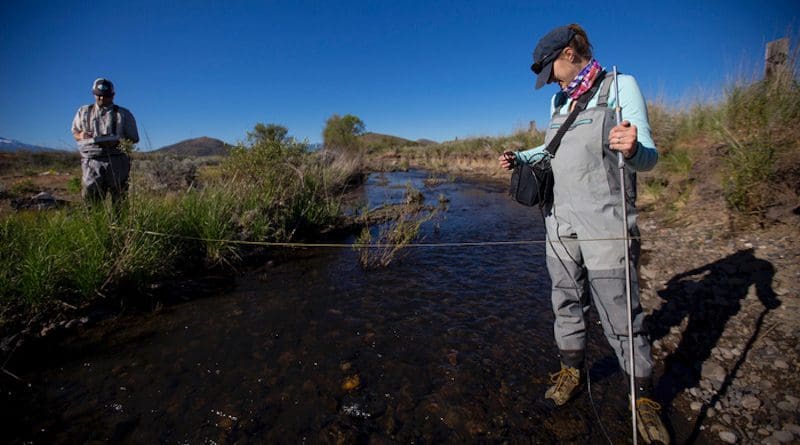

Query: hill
(152, 137), (231, 157)
(0, 137), (63, 153)
(358, 132), (419, 150)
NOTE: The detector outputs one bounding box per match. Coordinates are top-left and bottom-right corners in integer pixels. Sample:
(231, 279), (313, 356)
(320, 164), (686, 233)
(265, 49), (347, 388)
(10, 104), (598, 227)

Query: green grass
(660, 149), (693, 176)
(0, 137), (350, 308)
(10, 178), (37, 196)
(646, 57), (799, 218)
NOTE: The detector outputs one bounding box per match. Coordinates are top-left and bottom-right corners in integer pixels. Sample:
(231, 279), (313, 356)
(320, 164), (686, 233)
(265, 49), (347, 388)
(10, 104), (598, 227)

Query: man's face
(95, 93), (114, 106)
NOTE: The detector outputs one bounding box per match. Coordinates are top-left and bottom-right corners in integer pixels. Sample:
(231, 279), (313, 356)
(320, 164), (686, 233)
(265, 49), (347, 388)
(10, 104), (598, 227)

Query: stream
(3, 170), (681, 444)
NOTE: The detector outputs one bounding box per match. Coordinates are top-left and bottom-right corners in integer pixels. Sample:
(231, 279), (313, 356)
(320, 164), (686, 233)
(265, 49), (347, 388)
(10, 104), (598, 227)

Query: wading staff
(613, 65), (638, 445)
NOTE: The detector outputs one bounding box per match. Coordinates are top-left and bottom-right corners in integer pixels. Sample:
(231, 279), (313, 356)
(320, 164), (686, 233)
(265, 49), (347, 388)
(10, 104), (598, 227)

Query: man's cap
(92, 78), (114, 96)
(531, 26), (575, 90)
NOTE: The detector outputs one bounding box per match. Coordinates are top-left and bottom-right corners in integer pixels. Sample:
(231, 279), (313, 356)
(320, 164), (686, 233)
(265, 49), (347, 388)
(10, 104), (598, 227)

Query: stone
(723, 414), (732, 424)
(770, 430), (794, 443)
(777, 401), (794, 412)
(775, 360), (789, 370)
(784, 424), (800, 435)
(719, 430), (738, 443)
(690, 401), (703, 412)
(701, 361), (727, 384)
(741, 395), (762, 410)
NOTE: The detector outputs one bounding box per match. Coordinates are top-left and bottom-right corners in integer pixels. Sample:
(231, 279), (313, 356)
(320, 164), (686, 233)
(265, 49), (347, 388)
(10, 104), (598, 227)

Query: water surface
(5, 170), (672, 444)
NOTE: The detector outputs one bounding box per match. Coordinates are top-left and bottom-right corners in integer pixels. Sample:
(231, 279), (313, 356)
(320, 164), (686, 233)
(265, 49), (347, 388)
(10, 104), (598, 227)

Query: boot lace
(636, 397), (663, 426)
(549, 366), (579, 393)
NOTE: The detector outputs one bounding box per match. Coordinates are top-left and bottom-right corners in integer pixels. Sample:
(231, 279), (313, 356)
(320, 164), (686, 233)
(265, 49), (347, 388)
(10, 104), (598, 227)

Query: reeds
(355, 183), (436, 269)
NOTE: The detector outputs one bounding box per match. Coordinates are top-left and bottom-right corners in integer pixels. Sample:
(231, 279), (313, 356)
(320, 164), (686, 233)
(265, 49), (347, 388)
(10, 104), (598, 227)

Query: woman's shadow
(644, 248), (780, 442)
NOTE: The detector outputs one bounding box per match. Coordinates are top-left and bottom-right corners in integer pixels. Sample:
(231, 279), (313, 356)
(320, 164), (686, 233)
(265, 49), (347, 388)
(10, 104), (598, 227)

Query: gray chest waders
(543, 68), (640, 444)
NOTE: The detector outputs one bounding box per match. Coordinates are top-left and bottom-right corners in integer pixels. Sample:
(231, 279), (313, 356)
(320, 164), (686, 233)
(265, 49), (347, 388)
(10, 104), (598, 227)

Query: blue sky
(0, 1), (796, 150)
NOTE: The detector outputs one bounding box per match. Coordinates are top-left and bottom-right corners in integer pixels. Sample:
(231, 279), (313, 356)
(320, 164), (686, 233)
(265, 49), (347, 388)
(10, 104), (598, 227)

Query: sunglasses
(531, 49), (563, 74)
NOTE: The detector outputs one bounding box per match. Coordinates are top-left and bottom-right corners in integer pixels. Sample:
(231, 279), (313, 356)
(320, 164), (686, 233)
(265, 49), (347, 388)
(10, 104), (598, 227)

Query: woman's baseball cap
(531, 26), (575, 89)
(92, 78), (115, 96)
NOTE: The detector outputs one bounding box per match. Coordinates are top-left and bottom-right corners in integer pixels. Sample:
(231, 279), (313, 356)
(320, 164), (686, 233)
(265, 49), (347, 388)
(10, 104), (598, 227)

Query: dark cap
(92, 78), (114, 96)
(530, 26), (575, 89)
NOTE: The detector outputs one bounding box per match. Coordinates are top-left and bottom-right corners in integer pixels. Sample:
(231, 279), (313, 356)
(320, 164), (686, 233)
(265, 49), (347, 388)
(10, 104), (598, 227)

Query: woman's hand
(608, 120), (638, 159)
(498, 151), (517, 170)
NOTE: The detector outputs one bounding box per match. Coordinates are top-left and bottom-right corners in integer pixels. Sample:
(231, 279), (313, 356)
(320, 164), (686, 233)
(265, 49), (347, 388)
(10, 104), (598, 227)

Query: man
(71, 78), (139, 205)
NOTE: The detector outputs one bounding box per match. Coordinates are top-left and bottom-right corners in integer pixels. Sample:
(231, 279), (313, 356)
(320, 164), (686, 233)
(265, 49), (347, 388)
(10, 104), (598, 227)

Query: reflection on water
(5, 171), (657, 444)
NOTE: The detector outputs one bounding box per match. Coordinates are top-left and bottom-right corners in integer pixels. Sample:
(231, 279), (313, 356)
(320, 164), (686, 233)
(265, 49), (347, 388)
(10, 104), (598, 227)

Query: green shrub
(67, 176), (82, 194)
(10, 178), (37, 196)
(660, 149), (693, 176)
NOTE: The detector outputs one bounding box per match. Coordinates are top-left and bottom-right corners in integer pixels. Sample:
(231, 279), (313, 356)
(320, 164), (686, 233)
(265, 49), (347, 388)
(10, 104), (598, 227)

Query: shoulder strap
(111, 105), (119, 135)
(596, 72), (615, 108)
(544, 70), (606, 157)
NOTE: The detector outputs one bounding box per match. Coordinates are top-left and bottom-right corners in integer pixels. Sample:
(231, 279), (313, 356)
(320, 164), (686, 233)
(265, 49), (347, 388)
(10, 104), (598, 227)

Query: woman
(499, 24), (669, 445)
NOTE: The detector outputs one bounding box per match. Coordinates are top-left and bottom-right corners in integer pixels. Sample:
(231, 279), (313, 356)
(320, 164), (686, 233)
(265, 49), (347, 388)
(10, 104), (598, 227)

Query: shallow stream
(5, 170), (681, 444)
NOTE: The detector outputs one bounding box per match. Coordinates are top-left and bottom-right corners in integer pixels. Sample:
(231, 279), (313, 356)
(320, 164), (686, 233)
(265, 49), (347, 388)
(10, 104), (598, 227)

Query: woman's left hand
(608, 120), (638, 159)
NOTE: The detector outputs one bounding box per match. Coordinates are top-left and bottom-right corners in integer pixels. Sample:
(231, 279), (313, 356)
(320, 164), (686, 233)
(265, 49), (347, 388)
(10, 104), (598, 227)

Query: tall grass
(716, 69), (799, 213)
(0, 137), (350, 308)
(645, 45), (799, 218)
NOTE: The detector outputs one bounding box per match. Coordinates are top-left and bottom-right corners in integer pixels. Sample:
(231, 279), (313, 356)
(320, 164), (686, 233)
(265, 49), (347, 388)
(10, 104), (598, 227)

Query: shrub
(323, 114), (365, 153)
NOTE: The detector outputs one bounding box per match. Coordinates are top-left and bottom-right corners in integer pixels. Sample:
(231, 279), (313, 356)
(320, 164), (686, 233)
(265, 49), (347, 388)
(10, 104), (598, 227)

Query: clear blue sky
(0, 1), (796, 150)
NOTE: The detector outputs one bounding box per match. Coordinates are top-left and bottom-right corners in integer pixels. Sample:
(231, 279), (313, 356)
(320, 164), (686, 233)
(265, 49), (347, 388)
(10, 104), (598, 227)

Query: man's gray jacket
(71, 104), (139, 158)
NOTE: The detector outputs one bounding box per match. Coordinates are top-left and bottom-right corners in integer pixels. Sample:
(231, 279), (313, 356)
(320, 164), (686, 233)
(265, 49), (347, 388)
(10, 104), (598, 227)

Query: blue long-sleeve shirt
(516, 73), (658, 172)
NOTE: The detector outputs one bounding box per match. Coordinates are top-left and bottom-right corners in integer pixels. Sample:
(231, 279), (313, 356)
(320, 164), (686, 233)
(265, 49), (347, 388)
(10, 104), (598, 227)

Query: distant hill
(0, 137), (63, 153)
(358, 132), (419, 149)
(415, 138), (438, 146)
(152, 137), (231, 157)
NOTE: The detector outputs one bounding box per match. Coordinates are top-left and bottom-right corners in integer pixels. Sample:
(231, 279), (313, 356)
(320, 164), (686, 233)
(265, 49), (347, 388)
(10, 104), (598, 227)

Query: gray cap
(92, 78), (114, 96)
(530, 26), (575, 89)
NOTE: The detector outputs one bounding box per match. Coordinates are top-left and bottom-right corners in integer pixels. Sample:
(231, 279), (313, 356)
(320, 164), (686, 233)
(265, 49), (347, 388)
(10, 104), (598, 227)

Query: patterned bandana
(563, 59), (602, 100)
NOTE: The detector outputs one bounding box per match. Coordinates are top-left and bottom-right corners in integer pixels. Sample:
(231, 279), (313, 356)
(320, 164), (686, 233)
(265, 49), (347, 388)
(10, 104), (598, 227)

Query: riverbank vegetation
(0, 127), (361, 310)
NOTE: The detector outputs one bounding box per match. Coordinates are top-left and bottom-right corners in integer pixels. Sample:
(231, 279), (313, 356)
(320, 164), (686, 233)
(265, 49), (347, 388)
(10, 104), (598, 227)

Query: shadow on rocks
(644, 248), (780, 442)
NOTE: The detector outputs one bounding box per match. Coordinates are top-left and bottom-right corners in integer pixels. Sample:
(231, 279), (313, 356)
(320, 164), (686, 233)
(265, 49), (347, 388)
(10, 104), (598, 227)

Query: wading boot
(636, 397), (670, 445)
(544, 363), (582, 406)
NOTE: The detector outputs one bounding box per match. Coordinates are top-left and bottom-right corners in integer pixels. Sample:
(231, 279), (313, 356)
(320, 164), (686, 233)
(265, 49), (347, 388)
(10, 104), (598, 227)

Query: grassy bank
(0, 138), (359, 310)
(363, 130), (544, 181)
(363, 70), (799, 223)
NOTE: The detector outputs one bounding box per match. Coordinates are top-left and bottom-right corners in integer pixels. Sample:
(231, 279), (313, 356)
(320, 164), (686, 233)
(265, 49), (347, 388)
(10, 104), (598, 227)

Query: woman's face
(551, 47), (583, 89)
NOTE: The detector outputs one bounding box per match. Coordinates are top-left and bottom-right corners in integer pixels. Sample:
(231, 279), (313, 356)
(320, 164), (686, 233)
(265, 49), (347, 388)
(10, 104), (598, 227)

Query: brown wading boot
(635, 397), (670, 445)
(544, 363), (582, 406)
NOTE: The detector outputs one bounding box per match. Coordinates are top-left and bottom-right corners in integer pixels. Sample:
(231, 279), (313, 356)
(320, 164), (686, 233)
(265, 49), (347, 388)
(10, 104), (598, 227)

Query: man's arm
(122, 109), (139, 143)
(71, 106), (92, 141)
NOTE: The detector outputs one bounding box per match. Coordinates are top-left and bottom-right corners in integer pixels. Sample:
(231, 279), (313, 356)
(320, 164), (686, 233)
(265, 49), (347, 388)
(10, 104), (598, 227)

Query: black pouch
(510, 158), (553, 207)
(508, 70), (608, 208)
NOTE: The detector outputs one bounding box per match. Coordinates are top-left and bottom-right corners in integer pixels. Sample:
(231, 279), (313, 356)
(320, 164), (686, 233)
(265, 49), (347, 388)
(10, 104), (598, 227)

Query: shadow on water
(645, 248), (779, 444)
(2, 170), (683, 444)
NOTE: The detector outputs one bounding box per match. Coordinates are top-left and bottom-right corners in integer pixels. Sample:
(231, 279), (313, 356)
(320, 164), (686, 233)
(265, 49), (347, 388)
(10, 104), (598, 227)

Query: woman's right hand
(498, 151), (517, 170)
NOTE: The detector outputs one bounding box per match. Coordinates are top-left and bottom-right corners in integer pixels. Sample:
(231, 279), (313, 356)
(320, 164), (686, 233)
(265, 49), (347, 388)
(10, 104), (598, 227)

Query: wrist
(624, 143), (639, 159)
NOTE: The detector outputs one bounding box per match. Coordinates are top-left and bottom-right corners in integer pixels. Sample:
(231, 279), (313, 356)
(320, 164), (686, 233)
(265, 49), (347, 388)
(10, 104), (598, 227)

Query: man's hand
(73, 131), (93, 141)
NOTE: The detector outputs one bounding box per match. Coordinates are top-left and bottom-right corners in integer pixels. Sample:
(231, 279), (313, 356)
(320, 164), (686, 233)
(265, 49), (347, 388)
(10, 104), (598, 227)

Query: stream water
(4, 170), (679, 444)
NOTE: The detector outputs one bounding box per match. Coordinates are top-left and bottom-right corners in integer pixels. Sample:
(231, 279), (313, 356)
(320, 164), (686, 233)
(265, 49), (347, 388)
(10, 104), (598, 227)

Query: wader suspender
(85, 104), (120, 136)
(544, 70), (606, 159)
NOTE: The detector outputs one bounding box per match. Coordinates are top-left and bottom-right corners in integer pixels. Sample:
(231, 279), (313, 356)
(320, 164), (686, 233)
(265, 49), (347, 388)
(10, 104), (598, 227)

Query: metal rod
(614, 65), (638, 445)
